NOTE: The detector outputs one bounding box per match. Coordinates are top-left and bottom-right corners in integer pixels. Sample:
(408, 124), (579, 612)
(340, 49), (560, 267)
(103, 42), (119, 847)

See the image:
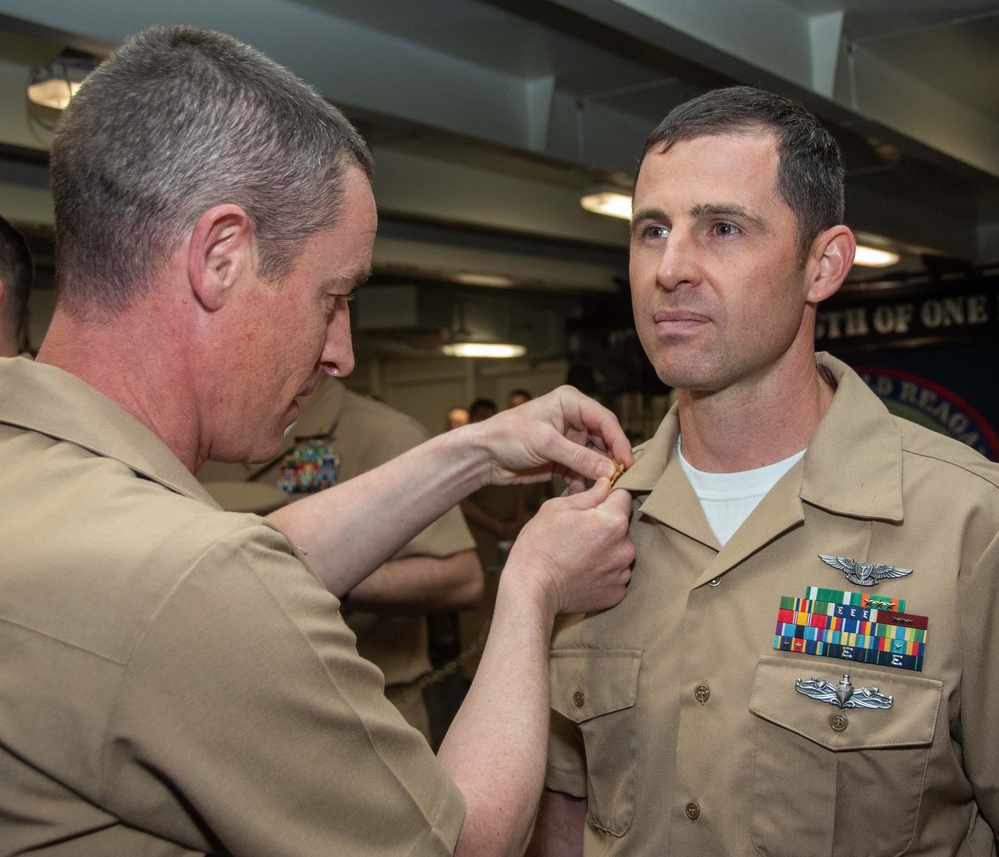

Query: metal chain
(417, 619), (492, 690)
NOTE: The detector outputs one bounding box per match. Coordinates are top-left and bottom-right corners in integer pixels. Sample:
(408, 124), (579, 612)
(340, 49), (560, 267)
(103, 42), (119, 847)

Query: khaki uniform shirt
(0, 358), (464, 855)
(546, 353), (999, 856)
(198, 379), (474, 724)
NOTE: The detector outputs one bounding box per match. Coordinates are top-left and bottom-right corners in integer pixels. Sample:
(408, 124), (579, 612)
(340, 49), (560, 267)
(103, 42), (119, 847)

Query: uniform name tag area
(773, 588), (928, 672)
(277, 442), (339, 493)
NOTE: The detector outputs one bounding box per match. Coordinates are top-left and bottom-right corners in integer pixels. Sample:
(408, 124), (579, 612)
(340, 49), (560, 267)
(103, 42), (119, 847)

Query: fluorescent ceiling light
(853, 245), (901, 268)
(454, 272), (515, 287)
(580, 187), (632, 220)
(27, 78), (84, 110)
(442, 342), (526, 358)
(27, 57), (97, 110)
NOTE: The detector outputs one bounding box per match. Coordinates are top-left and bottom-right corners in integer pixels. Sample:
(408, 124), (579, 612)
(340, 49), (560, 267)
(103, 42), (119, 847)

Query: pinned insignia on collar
(819, 554), (912, 587)
(795, 674), (893, 710)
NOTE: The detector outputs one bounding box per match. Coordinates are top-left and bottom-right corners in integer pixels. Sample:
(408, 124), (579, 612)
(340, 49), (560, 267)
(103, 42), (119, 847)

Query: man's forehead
(634, 131), (779, 201)
(640, 129), (776, 172)
(647, 127), (776, 159)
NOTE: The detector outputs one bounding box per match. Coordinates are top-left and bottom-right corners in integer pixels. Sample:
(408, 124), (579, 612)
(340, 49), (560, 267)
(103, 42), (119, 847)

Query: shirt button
(694, 685), (710, 704)
(830, 713), (848, 732)
(685, 802), (700, 820)
(708, 577), (721, 587)
(572, 690), (585, 708)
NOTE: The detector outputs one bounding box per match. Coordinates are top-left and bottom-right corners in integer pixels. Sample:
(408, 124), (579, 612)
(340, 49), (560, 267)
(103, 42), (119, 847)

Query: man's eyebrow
(631, 206), (669, 225)
(630, 207), (670, 236)
(323, 268), (371, 291)
(690, 203), (768, 232)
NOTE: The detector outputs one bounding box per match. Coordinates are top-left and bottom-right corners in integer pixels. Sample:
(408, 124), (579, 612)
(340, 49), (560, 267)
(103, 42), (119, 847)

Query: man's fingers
(604, 486), (634, 515)
(556, 388), (635, 470)
(551, 435), (621, 484)
(558, 476), (612, 509)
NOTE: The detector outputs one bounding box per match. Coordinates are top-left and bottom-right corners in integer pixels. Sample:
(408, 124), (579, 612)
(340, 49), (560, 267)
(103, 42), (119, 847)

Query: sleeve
(345, 406), (475, 560)
(958, 526), (999, 836)
(102, 524), (465, 856)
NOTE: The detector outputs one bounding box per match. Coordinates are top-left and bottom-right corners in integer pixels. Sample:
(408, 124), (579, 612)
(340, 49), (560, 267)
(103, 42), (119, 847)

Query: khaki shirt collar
(0, 357), (219, 507)
(802, 352), (904, 521)
(614, 351), (904, 531)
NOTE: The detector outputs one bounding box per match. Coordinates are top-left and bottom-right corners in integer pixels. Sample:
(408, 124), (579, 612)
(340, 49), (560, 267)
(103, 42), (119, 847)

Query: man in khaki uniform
(529, 87), (999, 855)
(0, 26), (637, 856)
(198, 376), (483, 741)
(0, 214), (33, 357)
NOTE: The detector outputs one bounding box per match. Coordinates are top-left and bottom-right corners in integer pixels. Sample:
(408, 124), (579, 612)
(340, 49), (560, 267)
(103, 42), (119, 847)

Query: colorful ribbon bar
(775, 635), (923, 671)
(805, 585), (906, 613)
(774, 589), (928, 672)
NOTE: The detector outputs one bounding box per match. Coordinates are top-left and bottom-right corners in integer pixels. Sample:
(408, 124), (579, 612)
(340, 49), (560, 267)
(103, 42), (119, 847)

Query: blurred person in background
(0, 215), (34, 357)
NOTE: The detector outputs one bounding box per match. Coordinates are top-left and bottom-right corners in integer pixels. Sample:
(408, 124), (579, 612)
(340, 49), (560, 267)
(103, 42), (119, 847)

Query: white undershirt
(677, 438), (805, 546)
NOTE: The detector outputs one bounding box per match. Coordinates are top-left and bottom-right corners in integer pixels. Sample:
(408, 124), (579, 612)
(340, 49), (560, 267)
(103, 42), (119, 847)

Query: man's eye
(645, 224), (670, 240)
(327, 292), (356, 310)
(714, 222), (740, 237)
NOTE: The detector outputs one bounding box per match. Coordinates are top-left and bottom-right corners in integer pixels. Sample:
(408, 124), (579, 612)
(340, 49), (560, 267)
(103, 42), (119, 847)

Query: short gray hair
(51, 25), (373, 316)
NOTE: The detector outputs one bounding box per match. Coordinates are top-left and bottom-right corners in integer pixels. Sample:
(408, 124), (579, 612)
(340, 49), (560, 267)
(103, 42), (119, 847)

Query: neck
(676, 352), (833, 473)
(37, 301), (201, 472)
(0, 322), (18, 357)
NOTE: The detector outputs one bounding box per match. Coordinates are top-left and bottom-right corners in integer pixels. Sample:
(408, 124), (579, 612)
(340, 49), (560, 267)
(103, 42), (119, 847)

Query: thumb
(550, 434), (619, 484)
(558, 476), (612, 511)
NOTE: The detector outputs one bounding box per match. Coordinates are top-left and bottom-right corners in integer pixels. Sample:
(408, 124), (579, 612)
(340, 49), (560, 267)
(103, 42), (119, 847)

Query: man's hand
(268, 387), (633, 600)
(468, 386), (634, 494)
(506, 478), (634, 618)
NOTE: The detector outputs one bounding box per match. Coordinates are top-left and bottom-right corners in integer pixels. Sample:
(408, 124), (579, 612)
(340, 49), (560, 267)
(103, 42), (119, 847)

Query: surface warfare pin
(795, 674), (893, 710)
(819, 554), (913, 587)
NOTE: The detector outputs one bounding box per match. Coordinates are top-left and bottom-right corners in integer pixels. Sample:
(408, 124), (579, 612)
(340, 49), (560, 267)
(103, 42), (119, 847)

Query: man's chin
(243, 430), (290, 466)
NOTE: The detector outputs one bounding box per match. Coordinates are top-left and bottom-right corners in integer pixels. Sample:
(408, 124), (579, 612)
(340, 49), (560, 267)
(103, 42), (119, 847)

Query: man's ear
(806, 225), (855, 304)
(187, 205), (255, 312)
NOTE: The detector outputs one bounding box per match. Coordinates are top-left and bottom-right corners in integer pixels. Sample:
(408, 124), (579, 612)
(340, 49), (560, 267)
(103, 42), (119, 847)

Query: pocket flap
(750, 655), (942, 751)
(550, 649), (642, 723)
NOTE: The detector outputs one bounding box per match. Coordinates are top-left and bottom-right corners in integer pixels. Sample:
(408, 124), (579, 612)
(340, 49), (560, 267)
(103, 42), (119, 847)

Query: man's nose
(656, 230), (698, 292)
(320, 312), (355, 377)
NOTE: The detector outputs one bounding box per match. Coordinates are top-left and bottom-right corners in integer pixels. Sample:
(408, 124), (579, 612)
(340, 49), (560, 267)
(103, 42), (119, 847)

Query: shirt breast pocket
(749, 655), (942, 857)
(550, 649), (642, 837)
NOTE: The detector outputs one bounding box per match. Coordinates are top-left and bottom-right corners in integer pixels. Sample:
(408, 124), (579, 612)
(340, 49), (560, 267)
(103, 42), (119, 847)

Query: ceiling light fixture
(453, 272), (515, 288)
(442, 342), (526, 359)
(580, 186), (632, 220)
(27, 56), (97, 111)
(853, 245), (901, 267)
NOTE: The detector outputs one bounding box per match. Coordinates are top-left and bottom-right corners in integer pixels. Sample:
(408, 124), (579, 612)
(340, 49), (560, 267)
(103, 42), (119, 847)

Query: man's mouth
(652, 309), (709, 330)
